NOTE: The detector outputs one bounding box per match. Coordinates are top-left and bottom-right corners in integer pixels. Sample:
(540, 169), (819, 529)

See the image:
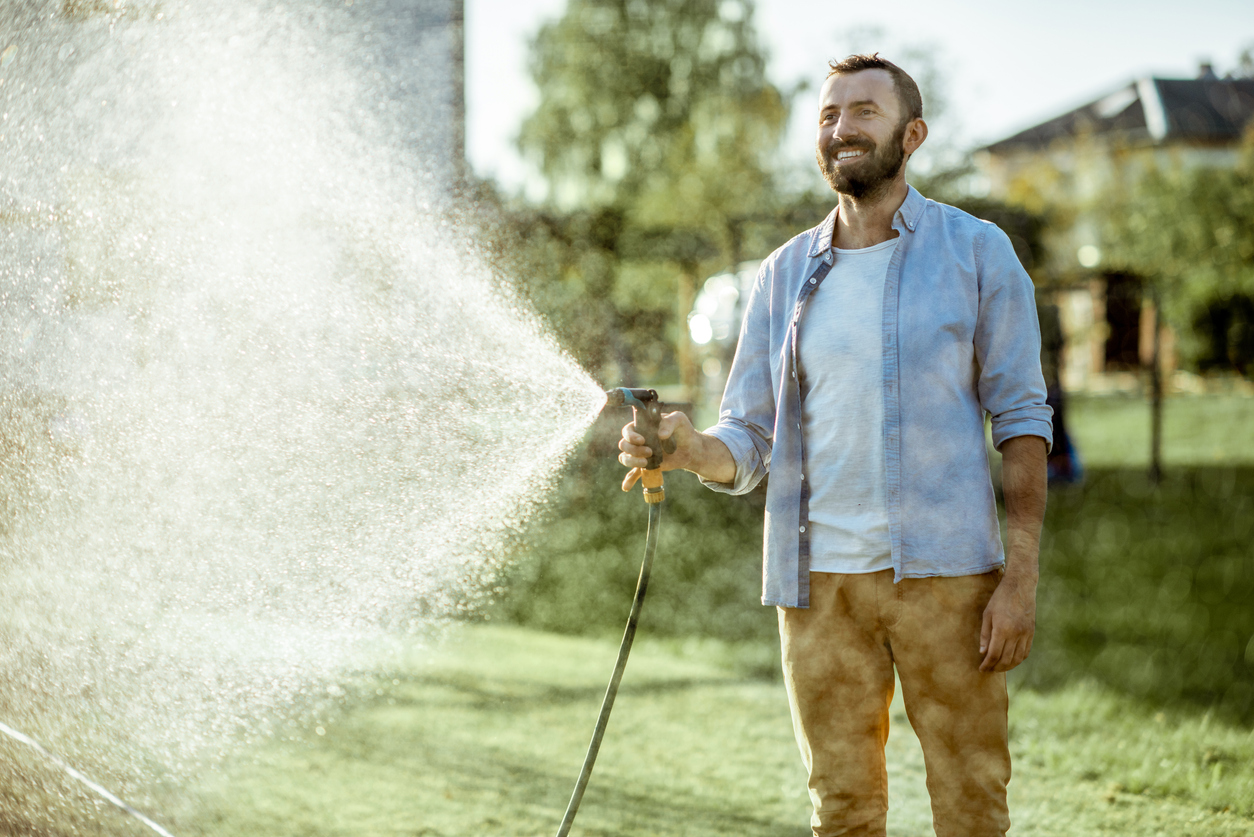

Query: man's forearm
(979, 434), (1047, 672)
(999, 435), (1048, 580)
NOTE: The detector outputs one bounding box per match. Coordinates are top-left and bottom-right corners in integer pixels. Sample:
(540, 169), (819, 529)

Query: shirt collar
(807, 184), (926, 258)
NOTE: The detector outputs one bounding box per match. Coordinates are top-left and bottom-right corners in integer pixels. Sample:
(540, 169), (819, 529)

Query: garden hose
(554, 490), (663, 837)
(0, 719), (176, 837)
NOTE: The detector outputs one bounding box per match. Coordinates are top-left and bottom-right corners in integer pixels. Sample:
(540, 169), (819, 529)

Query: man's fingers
(657, 411), (685, 438)
(994, 636), (1029, 673)
(618, 449), (651, 469)
(980, 628), (1005, 672)
(618, 429), (652, 466)
(981, 625), (1035, 672)
(979, 608), (993, 656)
(991, 637), (1016, 672)
(1012, 634), (1034, 669)
(621, 467), (642, 492)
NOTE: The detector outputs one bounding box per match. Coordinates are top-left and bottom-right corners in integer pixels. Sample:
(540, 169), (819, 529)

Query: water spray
(0, 2), (612, 834)
(554, 388), (676, 837)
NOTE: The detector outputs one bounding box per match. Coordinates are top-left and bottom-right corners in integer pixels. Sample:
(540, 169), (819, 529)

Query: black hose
(554, 500), (662, 837)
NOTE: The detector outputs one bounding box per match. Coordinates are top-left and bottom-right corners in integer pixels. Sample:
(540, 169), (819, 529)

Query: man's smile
(835, 149), (866, 162)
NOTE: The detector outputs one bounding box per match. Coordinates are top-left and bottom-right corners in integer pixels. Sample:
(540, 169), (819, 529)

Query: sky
(464, 0), (1253, 197)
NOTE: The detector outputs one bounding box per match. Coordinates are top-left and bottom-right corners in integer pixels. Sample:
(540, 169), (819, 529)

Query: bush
(491, 418), (773, 648)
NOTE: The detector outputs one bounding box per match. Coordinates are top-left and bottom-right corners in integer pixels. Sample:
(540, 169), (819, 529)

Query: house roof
(980, 76), (1254, 153)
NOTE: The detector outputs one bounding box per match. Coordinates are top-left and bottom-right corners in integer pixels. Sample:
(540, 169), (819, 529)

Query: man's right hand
(617, 412), (735, 490)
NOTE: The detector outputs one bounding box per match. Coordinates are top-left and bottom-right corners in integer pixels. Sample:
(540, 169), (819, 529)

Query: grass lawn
(1065, 392), (1254, 466)
(160, 624), (1254, 837)
(6, 394), (1253, 835)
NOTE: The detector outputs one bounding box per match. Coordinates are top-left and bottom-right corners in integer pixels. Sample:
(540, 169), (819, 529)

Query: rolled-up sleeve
(974, 224), (1054, 452)
(700, 265), (777, 495)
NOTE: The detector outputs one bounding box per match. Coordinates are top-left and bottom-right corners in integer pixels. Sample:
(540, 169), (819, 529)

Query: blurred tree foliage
(1100, 133), (1254, 481)
(519, 0), (785, 225)
(504, 0), (789, 386)
(1103, 134), (1254, 375)
(479, 10), (1039, 386)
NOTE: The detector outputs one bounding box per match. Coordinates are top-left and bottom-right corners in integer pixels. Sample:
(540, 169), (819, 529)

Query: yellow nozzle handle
(641, 468), (664, 504)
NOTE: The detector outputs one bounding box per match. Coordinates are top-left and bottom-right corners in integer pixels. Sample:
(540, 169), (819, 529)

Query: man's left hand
(979, 573), (1037, 672)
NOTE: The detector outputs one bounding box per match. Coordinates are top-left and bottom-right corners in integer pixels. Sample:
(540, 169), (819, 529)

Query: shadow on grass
(393, 740), (808, 837)
(386, 672), (745, 712)
(261, 666), (809, 837)
(1021, 467), (1254, 723)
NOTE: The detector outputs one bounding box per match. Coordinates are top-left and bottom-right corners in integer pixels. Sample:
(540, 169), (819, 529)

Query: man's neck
(831, 176), (909, 250)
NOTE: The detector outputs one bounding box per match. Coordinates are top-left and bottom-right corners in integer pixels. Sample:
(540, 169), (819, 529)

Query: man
(618, 54), (1051, 837)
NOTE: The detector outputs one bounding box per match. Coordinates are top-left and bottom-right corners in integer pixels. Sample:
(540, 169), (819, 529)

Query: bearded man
(619, 54), (1051, 837)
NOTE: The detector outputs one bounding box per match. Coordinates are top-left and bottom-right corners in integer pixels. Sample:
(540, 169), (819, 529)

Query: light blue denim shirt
(701, 186), (1053, 608)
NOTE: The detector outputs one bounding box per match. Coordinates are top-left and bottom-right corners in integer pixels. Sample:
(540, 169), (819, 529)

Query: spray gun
(604, 387), (677, 504)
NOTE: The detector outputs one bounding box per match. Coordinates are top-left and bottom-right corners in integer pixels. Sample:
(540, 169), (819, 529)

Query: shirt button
(809, 277), (817, 284)
(799, 526), (806, 533)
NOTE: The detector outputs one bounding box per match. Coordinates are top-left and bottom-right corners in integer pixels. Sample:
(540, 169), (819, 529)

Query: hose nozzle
(604, 387), (674, 503)
(603, 387), (657, 410)
(639, 468), (665, 505)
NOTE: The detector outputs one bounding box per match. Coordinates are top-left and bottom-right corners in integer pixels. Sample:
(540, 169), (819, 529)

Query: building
(53, 0), (466, 187)
(976, 66), (1254, 391)
(337, 0), (467, 194)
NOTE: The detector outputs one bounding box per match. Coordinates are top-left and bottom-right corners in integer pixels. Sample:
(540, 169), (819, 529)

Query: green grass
(1024, 466), (1254, 720)
(1065, 392), (1254, 466)
(178, 626), (809, 837)
(497, 394), (1254, 716)
(156, 625), (1254, 836)
(6, 393), (1254, 835)
(1011, 682), (1254, 825)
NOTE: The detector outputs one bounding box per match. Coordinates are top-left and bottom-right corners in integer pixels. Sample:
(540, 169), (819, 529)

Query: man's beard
(816, 119), (909, 199)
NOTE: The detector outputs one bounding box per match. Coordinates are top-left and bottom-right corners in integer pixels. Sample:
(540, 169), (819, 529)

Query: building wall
(977, 135), (1239, 392)
(340, 0), (466, 195)
(0, 0), (466, 395)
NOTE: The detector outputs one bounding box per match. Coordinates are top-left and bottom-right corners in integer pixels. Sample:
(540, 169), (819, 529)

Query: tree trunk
(677, 261), (698, 406)
(1148, 287), (1163, 486)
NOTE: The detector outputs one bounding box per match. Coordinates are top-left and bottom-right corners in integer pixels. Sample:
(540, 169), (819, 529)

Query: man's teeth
(837, 150), (864, 160)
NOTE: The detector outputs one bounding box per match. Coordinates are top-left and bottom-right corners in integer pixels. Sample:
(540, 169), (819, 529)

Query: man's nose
(831, 112), (861, 143)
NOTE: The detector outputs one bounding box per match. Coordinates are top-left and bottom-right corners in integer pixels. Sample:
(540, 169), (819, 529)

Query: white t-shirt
(797, 237), (897, 574)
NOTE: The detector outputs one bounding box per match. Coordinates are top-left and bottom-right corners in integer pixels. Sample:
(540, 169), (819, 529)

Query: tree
(1103, 133), (1254, 482)
(516, 0), (787, 393)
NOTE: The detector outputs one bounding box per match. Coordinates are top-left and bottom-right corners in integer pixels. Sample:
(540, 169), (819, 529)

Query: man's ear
(904, 117), (928, 156)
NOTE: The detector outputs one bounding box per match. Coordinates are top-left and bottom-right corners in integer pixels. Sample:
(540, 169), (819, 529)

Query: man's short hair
(826, 53), (923, 123)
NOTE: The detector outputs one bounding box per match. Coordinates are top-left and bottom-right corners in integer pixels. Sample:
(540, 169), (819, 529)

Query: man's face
(815, 69), (910, 199)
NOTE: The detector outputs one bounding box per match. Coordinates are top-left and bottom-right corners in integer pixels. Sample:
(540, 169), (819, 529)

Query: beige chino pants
(778, 569), (1011, 837)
